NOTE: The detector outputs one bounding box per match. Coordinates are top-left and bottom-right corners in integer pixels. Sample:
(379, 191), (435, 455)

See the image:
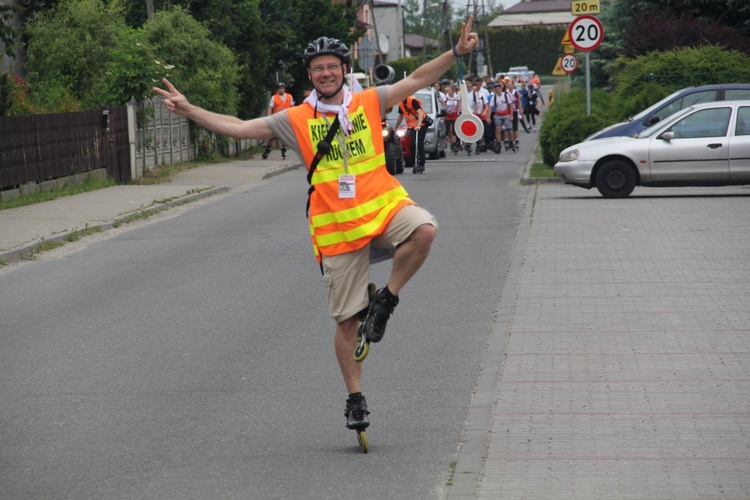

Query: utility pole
(481, 0), (493, 77)
(440, 0), (450, 53)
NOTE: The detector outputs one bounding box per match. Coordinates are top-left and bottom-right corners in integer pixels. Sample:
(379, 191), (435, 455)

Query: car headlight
(558, 149), (579, 162)
(396, 129), (407, 138)
(382, 129), (389, 138)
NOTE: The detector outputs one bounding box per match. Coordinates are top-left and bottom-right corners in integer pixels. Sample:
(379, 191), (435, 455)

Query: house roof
(504, 0), (570, 13)
(490, 0), (574, 27)
(404, 34), (439, 50)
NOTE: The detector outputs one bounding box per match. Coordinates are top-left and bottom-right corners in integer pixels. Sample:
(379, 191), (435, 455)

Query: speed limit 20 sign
(561, 54), (578, 73)
(567, 15), (604, 52)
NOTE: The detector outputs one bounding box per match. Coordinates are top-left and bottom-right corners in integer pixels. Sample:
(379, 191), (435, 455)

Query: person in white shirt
(433, 81), (447, 108)
(488, 82), (515, 151)
(443, 83), (461, 153)
(470, 77), (490, 154)
(505, 79), (524, 148)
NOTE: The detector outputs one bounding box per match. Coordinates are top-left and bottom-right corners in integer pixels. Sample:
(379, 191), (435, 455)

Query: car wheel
(595, 160), (636, 198)
(385, 141), (401, 175)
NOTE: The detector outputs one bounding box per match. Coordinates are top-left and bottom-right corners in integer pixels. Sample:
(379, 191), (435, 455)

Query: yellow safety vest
(286, 89), (414, 262)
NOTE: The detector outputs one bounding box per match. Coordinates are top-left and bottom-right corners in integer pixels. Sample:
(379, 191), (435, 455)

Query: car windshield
(637, 106), (695, 138)
(414, 93), (433, 113)
(385, 92), (434, 119)
(628, 89), (686, 122)
(631, 88), (718, 125)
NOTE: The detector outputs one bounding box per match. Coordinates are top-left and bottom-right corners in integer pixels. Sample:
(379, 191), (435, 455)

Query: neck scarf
(303, 85), (353, 135)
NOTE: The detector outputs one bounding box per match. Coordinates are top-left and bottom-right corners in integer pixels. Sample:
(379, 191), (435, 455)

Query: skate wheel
(354, 342), (369, 362)
(357, 430), (369, 453)
(367, 282), (377, 300)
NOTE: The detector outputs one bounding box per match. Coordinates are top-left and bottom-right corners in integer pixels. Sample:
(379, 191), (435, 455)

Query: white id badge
(338, 174), (356, 199)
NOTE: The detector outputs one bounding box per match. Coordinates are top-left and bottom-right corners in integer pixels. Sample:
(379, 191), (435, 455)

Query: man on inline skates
(153, 17), (479, 441)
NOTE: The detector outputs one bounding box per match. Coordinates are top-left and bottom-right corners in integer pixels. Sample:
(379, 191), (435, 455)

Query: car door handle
(707, 143), (723, 149)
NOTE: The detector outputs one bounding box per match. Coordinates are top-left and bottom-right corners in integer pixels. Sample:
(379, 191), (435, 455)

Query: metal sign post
(567, 13), (604, 115)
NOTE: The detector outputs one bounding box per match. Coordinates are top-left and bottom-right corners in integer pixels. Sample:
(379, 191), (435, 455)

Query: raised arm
(152, 78), (275, 140)
(386, 17), (478, 109)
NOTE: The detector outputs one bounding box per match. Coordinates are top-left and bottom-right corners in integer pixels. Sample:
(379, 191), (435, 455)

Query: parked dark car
(586, 84), (750, 141)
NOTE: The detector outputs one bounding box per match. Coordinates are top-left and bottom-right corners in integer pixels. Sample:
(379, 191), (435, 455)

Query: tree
(143, 6), (240, 116)
(175, 0), (265, 118)
(276, 0), (361, 103)
(602, 0), (750, 58)
(24, 0), (126, 108)
(1, 2), (21, 59)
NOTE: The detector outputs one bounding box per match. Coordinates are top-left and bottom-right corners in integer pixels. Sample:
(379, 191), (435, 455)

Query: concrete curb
(520, 153), (563, 186)
(261, 163), (303, 180)
(446, 183), (536, 498)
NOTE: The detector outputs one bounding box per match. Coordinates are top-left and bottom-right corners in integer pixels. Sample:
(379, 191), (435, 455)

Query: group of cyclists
(435, 73), (545, 156)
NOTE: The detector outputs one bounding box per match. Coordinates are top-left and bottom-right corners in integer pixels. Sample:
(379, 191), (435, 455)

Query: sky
(448, 0), (519, 11)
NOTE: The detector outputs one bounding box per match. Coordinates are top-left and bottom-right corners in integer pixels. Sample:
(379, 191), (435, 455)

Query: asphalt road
(0, 148), (530, 499)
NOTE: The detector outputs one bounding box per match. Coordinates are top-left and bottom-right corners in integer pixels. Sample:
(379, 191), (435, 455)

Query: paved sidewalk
(449, 183), (750, 499)
(0, 152), (302, 262)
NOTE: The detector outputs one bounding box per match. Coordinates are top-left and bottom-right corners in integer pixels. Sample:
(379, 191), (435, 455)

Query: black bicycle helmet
(303, 37), (351, 68)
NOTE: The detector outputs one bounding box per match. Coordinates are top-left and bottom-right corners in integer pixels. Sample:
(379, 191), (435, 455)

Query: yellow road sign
(564, 44), (575, 54)
(561, 32), (571, 45)
(571, 0), (600, 16)
(552, 57), (566, 76)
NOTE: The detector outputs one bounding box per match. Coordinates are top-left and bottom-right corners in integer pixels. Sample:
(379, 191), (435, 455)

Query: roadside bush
(539, 89), (612, 166)
(386, 57), (427, 83)
(610, 82), (671, 122)
(0, 74), (32, 116)
(612, 45), (750, 105)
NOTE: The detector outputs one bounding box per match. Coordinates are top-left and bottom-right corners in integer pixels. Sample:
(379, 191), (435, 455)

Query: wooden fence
(0, 106), (131, 189)
(0, 99), (257, 193)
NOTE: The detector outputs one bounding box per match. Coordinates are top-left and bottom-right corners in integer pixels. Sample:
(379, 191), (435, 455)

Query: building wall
(372, 4), (404, 62)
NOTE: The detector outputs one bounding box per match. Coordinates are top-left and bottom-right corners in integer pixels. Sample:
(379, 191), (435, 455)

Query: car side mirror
(661, 131), (674, 141)
(437, 109), (447, 118)
(649, 116), (661, 126)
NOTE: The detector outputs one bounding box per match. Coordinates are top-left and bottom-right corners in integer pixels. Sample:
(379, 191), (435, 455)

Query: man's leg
(386, 224), (436, 295)
(364, 206), (438, 343)
(334, 317), (362, 394)
(417, 127), (427, 171)
(322, 247), (371, 386)
(408, 128), (417, 170)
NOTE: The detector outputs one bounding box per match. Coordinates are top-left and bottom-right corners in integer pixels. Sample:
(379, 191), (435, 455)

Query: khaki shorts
(321, 204), (438, 323)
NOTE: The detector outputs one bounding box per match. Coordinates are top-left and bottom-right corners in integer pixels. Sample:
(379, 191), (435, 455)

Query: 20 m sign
(567, 15), (604, 52)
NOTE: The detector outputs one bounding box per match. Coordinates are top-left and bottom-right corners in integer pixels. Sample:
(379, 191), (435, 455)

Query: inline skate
(345, 392), (370, 453)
